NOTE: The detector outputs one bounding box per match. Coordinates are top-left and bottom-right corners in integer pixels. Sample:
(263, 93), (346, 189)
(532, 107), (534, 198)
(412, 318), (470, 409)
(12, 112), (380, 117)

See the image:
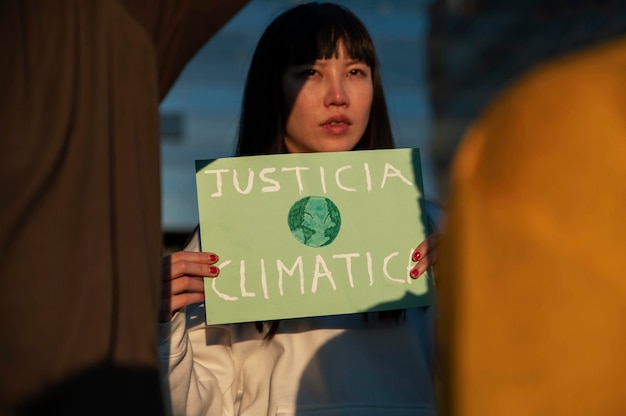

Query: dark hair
(236, 1), (395, 156)
(232, 2), (403, 339)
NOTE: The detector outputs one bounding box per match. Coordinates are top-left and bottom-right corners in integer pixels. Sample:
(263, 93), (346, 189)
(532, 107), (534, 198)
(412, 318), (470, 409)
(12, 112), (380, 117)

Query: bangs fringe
(285, 10), (376, 67)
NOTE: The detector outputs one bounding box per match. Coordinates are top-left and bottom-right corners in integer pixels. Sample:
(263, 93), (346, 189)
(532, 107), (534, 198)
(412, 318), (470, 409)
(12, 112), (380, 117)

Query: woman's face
(282, 42), (373, 153)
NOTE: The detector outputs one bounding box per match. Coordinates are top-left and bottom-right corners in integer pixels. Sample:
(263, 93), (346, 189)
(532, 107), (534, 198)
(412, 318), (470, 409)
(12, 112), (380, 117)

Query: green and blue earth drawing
(287, 196), (341, 248)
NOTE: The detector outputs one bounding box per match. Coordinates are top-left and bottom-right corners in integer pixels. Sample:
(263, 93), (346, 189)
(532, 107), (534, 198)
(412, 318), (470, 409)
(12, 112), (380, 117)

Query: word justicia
(202, 162), (415, 197)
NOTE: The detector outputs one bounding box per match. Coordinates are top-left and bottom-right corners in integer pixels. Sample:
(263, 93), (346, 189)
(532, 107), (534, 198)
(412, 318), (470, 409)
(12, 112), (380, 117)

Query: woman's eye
(348, 68), (368, 77)
(300, 68), (317, 77)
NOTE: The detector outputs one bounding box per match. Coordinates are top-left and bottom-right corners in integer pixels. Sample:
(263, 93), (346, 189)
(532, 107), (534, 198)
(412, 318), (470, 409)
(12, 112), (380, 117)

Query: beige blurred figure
(437, 36), (626, 415)
(0, 1), (248, 414)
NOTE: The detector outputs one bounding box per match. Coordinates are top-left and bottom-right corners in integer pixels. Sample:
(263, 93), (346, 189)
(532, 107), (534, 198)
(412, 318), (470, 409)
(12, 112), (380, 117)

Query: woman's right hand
(159, 251), (220, 322)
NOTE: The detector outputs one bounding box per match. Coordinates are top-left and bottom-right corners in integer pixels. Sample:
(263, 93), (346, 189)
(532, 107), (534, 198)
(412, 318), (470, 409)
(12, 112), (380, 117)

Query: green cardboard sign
(195, 148), (435, 325)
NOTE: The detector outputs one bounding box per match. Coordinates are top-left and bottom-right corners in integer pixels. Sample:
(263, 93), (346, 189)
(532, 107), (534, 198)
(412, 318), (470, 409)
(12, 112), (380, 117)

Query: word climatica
(209, 249), (418, 302)
(202, 162), (415, 197)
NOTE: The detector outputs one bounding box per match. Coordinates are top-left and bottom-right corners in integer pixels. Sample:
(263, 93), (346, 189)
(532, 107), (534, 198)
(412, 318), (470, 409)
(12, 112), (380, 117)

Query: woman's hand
(159, 251), (220, 322)
(409, 233), (438, 279)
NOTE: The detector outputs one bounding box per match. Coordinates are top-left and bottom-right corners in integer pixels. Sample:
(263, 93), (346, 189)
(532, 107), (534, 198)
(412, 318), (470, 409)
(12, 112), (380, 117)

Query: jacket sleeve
(158, 307), (236, 416)
(157, 230), (238, 416)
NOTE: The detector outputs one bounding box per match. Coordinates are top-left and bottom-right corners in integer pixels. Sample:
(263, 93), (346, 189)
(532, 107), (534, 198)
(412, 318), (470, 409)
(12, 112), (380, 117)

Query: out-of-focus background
(161, 0), (626, 251)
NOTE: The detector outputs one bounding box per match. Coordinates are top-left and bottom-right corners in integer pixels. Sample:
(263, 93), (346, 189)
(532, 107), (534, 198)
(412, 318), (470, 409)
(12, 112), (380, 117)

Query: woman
(159, 3), (440, 415)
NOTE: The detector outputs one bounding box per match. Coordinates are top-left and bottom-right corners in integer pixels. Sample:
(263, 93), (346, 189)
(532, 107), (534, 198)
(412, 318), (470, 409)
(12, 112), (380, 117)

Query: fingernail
(412, 251), (421, 262)
(410, 268), (420, 279)
(209, 266), (219, 275)
(209, 254), (218, 262)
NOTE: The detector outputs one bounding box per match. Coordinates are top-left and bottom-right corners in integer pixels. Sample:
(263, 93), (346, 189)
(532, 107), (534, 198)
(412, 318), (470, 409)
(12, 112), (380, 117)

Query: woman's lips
(322, 115), (352, 134)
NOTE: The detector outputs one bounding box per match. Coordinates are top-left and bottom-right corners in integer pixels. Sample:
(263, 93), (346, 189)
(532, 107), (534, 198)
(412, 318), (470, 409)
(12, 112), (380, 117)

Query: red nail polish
(209, 266), (219, 275)
(410, 268), (420, 278)
(412, 251), (421, 262)
(209, 254), (217, 262)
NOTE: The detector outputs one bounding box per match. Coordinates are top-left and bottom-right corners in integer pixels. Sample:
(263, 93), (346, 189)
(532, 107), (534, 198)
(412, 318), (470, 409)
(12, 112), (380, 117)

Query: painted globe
(287, 196), (341, 247)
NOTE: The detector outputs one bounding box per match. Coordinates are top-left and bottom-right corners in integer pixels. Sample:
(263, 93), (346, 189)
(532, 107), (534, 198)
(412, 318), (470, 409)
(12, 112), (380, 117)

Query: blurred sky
(160, 0), (435, 232)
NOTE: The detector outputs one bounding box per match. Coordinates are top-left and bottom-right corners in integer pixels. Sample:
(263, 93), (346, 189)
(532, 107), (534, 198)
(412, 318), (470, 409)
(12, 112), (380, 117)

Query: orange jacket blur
(437, 36), (626, 415)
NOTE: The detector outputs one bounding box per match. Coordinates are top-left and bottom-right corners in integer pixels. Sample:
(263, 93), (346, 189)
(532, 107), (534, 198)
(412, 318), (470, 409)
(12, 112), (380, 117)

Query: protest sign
(195, 148), (435, 325)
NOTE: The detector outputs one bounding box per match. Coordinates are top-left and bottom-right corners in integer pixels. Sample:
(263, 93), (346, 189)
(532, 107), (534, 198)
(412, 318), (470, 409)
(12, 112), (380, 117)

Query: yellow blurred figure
(437, 36), (626, 415)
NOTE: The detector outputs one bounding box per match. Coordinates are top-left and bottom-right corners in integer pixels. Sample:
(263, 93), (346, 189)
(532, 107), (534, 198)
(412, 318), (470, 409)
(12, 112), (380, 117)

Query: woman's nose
(324, 78), (349, 107)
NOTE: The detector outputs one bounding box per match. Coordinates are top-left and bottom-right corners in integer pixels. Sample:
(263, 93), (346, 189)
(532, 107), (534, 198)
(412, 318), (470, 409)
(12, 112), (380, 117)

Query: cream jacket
(158, 232), (438, 416)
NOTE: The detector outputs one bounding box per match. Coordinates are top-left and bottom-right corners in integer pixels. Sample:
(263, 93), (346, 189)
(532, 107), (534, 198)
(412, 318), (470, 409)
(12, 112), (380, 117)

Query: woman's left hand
(409, 232), (438, 279)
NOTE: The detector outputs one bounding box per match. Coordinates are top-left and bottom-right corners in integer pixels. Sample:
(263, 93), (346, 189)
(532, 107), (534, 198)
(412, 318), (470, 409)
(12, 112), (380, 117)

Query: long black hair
(235, 2), (402, 339)
(236, 1), (395, 156)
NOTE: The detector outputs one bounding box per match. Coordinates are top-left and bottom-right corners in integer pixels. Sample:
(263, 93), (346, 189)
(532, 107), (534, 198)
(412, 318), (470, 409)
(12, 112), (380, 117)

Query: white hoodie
(158, 231), (438, 416)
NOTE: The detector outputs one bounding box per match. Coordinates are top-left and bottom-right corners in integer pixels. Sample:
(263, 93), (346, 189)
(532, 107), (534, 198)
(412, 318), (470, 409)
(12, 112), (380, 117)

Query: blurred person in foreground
(436, 35), (626, 415)
(0, 1), (248, 414)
